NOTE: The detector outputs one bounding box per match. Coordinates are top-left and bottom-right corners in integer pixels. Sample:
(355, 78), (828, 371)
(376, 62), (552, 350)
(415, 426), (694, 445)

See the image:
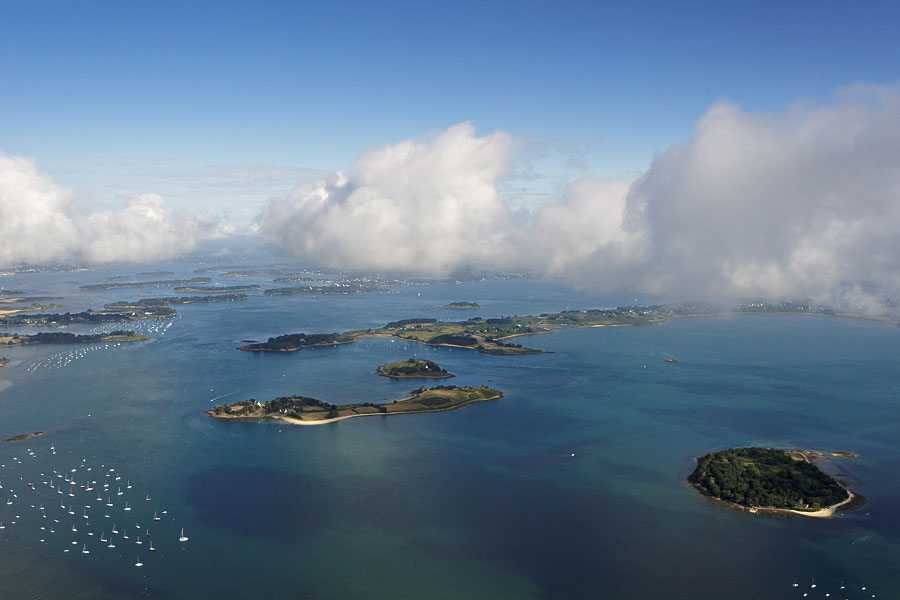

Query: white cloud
(260, 122), (516, 273)
(0, 153), (215, 265)
(263, 86), (900, 301)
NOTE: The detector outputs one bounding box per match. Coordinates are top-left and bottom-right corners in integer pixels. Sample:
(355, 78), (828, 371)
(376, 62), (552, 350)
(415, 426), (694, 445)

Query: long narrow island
(208, 385), (502, 425)
(0, 330), (149, 346)
(688, 447), (857, 517)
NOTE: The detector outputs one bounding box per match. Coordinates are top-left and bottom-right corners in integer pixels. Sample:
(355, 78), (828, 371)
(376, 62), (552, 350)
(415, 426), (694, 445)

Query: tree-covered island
(208, 385), (502, 425)
(439, 301), (481, 309)
(171, 285), (260, 293)
(0, 330), (149, 346)
(377, 358), (454, 378)
(688, 447), (856, 517)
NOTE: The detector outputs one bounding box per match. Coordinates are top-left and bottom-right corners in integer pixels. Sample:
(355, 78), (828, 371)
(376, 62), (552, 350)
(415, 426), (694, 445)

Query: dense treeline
(427, 334), (478, 346)
(380, 358), (448, 376)
(689, 448), (848, 510)
(385, 318), (438, 328)
(242, 332), (342, 351)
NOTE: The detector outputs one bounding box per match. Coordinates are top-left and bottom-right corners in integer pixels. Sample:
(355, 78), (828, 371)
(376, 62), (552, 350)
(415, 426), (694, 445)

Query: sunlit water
(1, 267), (898, 599)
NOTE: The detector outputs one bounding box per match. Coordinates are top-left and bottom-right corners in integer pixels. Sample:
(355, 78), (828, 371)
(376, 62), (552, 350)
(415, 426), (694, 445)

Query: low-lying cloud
(261, 84), (900, 301)
(0, 153), (215, 265)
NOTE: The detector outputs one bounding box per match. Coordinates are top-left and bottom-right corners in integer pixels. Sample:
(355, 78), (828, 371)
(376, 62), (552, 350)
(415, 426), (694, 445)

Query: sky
(2, 1), (900, 302)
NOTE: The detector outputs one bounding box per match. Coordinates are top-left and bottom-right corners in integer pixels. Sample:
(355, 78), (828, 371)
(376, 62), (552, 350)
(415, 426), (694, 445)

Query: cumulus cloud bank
(0, 153), (214, 265)
(265, 85), (900, 300)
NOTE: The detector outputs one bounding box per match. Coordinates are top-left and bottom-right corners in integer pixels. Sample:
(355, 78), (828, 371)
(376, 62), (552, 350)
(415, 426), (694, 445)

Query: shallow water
(1, 268), (898, 598)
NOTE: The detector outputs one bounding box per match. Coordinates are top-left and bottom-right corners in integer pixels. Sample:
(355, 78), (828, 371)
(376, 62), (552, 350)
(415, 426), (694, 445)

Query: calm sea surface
(1, 267), (898, 599)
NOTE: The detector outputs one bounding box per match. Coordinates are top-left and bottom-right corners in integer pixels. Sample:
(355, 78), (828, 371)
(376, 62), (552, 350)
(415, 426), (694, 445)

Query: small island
(688, 447), (856, 517)
(440, 301), (481, 309)
(208, 385), (502, 425)
(3, 431), (44, 443)
(377, 358), (454, 378)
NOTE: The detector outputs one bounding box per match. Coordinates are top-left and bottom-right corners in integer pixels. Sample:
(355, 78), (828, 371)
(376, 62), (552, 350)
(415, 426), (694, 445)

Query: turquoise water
(1, 269), (899, 599)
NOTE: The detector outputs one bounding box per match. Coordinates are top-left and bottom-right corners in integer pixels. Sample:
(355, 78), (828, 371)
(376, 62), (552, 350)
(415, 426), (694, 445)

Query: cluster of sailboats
(0, 442), (190, 569)
(792, 578), (878, 599)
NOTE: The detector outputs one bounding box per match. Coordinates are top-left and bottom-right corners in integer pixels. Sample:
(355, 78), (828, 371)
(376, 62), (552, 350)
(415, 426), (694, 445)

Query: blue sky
(2, 0), (899, 223)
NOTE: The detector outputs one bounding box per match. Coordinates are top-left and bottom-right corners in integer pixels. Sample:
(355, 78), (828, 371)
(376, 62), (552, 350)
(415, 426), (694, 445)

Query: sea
(0, 265), (898, 599)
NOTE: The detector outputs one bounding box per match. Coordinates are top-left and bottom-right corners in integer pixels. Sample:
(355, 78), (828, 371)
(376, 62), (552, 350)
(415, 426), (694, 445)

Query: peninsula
(377, 358), (454, 378)
(688, 447), (856, 517)
(208, 385), (502, 425)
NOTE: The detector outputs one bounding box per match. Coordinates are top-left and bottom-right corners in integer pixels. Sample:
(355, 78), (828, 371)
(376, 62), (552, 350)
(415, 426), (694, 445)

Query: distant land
(136, 270), (175, 277)
(264, 284), (384, 295)
(439, 301), (480, 309)
(377, 358), (454, 378)
(688, 447), (858, 518)
(237, 299), (900, 357)
(0, 306), (175, 327)
(105, 295), (248, 308)
(209, 385), (502, 426)
(172, 285), (260, 293)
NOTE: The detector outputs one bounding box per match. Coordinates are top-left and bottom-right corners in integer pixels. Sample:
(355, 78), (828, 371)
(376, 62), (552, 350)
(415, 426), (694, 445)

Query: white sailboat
(134, 556), (143, 567)
(178, 527), (189, 542)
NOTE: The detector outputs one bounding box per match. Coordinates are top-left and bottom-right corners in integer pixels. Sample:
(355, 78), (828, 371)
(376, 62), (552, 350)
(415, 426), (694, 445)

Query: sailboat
(152, 511), (160, 521)
(81, 544), (90, 555)
(136, 535), (142, 545)
(134, 556), (143, 567)
(148, 539), (156, 551)
(178, 528), (189, 542)
(123, 501), (131, 511)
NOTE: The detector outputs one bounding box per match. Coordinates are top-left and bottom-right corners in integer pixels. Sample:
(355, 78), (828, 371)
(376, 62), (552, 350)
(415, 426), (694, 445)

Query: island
(439, 301), (481, 309)
(3, 431), (44, 443)
(0, 330), (149, 346)
(208, 385), (502, 425)
(0, 306), (175, 327)
(264, 284), (384, 295)
(79, 277), (212, 291)
(688, 447), (857, 517)
(104, 294), (248, 308)
(376, 358), (454, 378)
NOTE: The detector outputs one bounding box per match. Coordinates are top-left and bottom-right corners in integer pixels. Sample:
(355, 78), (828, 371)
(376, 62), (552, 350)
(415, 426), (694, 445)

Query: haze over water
(1, 267), (899, 599)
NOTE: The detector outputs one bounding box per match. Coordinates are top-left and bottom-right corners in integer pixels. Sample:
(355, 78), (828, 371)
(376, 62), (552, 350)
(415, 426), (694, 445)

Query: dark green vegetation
(172, 285), (260, 293)
(440, 301), (480, 308)
(79, 277), (212, 291)
(377, 358), (453, 378)
(238, 332), (357, 351)
(0, 330), (148, 346)
(209, 385), (502, 424)
(688, 448), (849, 511)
